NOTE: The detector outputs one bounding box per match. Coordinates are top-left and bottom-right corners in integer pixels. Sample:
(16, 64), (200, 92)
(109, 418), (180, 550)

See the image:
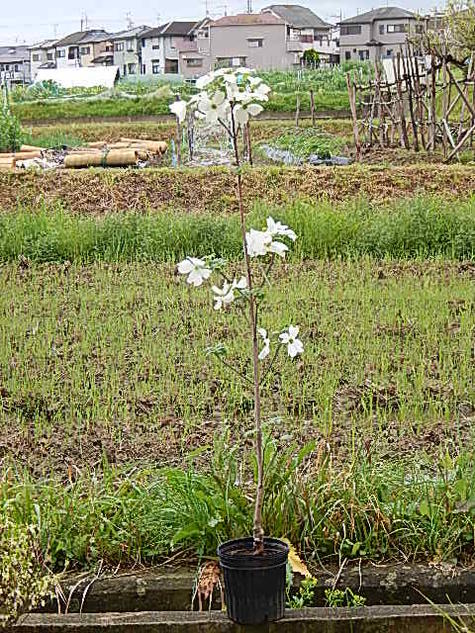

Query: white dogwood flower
(279, 326), (304, 358)
(233, 276), (248, 291)
(234, 102), (264, 125)
(212, 276), (247, 310)
(258, 328), (270, 360)
(177, 257), (212, 287)
(268, 240), (289, 258)
(246, 229), (272, 257)
(197, 90), (228, 124)
(266, 217), (297, 242)
(169, 100), (187, 123)
(212, 281), (235, 310)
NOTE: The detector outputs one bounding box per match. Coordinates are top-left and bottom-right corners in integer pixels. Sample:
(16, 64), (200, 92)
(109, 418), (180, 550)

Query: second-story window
(248, 38), (263, 48)
(32, 54), (40, 62)
(340, 25), (362, 35)
(127, 39), (134, 51)
(115, 42), (124, 52)
(387, 23), (408, 33)
(56, 49), (65, 58)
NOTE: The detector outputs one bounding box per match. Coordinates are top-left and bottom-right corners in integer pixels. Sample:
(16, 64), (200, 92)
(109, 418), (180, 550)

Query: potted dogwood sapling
(170, 68), (304, 625)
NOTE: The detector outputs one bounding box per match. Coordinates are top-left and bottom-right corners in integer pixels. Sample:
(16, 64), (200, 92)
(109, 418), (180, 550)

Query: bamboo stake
(374, 61), (385, 148)
(346, 72), (361, 160)
(441, 52), (449, 158)
(402, 50), (419, 151)
(310, 90), (315, 127)
(430, 54), (437, 151)
(394, 53), (409, 149)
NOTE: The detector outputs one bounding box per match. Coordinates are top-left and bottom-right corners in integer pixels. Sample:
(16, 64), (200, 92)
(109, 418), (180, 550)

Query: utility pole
(80, 11), (88, 31)
(125, 11), (134, 28)
(247, 0), (252, 13)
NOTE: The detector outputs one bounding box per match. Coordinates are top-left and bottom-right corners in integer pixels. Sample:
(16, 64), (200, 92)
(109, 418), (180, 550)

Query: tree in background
(302, 49), (320, 69)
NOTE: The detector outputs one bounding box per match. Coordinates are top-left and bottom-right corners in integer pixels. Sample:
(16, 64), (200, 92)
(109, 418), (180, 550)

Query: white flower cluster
(176, 217), (303, 359)
(211, 277), (248, 310)
(258, 325), (304, 360)
(170, 68), (271, 127)
(246, 217), (297, 259)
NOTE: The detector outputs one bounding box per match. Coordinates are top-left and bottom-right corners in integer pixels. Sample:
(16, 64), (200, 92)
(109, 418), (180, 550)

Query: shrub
(0, 89), (24, 152)
(0, 520), (54, 626)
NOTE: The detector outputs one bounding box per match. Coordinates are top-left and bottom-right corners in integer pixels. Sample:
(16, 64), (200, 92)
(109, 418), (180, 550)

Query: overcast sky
(2, 0), (445, 45)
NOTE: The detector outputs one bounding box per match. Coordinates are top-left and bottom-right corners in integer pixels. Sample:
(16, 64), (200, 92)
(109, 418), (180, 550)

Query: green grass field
(0, 257), (473, 568)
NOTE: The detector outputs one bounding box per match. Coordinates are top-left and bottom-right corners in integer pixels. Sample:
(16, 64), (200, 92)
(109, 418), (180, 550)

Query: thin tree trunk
(230, 108), (264, 551)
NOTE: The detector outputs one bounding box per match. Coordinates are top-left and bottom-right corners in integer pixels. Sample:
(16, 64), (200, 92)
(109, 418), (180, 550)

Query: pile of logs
(0, 138), (168, 171)
(0, 145), (46, 170)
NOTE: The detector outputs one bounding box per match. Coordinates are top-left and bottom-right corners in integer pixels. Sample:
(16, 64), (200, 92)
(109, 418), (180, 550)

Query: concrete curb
(50, 564), (475, 613)
(11, 605), (475, 633)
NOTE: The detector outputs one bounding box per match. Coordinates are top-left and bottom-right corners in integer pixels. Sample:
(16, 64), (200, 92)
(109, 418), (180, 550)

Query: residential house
(339, 7), (425, 62)
(29, 39), (57, 80)
(178, 19), (212, 80)
(141, 21), (207, 77)
(0, 45), (31, 85)
(262, 4), (338, 63)
(54, 30), (112, 68)
(208, 13), (300, 72)
(110, 25), (150, 77)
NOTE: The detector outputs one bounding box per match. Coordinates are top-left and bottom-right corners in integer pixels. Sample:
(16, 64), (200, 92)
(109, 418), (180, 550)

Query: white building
(110, 25), (150, 77)
(0, 45), (31, 85)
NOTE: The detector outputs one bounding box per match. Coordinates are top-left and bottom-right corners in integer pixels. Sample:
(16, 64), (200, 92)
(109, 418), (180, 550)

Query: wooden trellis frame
(347, 44), (475, 162)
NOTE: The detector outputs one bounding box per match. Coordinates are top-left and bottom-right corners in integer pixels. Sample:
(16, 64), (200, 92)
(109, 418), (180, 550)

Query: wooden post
(295, 94), (300, 127)
(408, 46), (426, 150)
(310, 90), (316, 127)
(402, 50), (419, 151)
(394, 53), (410, 149)
(346, 72), (361, 161)
(441, 52), (449, 158)
(458, 54), (473, 141)
(430, 54), (437, 151)
(374, 60), (385, 148)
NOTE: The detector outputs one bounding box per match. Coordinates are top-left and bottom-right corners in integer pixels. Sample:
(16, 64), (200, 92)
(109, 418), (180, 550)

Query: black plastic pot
(217, 537), (289, 625)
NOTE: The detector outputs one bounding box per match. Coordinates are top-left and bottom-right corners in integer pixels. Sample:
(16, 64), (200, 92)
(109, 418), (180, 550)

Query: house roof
(29, 39), (57, 51)
(79, 31), (112, 44)
(211, 13), (285, 27)
(160, 21), (200, 36)
(91, 53), (114, 64)
(142, 21), (199, 39)
(262, 5), (331, 29)
(0, 45), (30, 63)
(109, 25), (151, 41)
(340, 6), (416, 24)
(55, 30), (110, 47)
